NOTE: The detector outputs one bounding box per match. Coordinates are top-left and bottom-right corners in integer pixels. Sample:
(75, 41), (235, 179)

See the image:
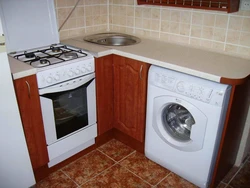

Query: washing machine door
(153, 96), (207, 152)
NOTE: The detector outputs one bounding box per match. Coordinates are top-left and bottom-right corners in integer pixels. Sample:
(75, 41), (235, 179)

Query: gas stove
(10, 44), (95, 89)
(10, 44), (92, 70)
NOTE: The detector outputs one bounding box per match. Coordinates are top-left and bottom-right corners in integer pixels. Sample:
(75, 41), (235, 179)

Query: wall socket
(240, 0), (250, 10)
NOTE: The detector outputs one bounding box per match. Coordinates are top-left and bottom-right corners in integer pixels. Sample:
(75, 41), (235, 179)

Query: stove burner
(64, 52), (78, 59)
(51, 46), (61, 53)
(40, 59), (50, 64)
(24, 52), (35, 58)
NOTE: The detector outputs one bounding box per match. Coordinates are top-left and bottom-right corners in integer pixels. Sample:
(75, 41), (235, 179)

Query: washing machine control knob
(176, 81), (185, 92)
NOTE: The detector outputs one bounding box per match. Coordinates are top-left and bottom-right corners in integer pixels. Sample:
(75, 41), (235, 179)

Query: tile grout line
(60, 169), (80, 187)
(97, 144), (154, 186)
(77, 145), (137, 187)
(153, 171), (172, 187)
(79, 162), (118, 186)
(226, 158), (249, 186)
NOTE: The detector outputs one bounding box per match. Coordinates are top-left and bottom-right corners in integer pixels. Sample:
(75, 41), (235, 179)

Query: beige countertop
(8, 56), (36, 80)
(63, 35), (250, 84)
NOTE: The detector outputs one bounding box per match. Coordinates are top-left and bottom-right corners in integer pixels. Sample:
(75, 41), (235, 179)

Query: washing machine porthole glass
(162, 103), (196, 142)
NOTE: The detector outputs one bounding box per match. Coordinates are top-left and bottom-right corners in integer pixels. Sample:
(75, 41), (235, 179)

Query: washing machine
(145, 65), (231, 188)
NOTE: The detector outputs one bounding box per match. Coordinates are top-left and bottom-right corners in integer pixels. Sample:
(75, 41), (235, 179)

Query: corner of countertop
(8, 56), (36, 80)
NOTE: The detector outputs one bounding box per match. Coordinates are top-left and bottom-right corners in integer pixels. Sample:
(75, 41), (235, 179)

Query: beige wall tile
(67, 0), (77, 7)
(201, 26), (214, 40)
(239, 32), (250, 47)
(135, 7), (143, 18)
(143, 7), (151, 18)
(180, 24), (190, 36)
(169, 22), (180, 34)
(135, 18), (143, 28)
(127, 6), (134, 17)
(242, 18), (250, 32)
(161, 9), (170, 21)
(143, 19), (151, 30)
(228, 16), (243, 31)
(192, 12), (203, 25)
(57, 0), (67, 8)
(161, 20), (170, 32)
(213, 28), (226, 42)
(212, 42), (224, 51)
(151, 20), (160, 31)
(180, 11), (191, 24)
(215, 15), (228, 29)
(200, 40), (212, 48)
(152, 8), (160, 19)
(191, 25), (202, 38)
(170, 10), (181, 22)
(203, 14), (215, 26)
(226, 30), (240, 44)
(55, 0), (250, 59)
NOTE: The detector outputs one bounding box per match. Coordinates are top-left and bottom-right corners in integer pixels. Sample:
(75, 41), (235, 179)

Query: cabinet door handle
(140, 65), (143, 80)
(25, 81), (31, 99)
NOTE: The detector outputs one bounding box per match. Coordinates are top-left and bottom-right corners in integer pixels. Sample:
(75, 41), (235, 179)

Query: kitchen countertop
(8, 34), (250, 84)
(8, 56), (36, 80)
(62, 35), (250, 85)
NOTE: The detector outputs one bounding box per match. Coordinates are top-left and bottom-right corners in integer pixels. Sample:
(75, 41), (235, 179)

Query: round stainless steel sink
(83, 32), (141, 46)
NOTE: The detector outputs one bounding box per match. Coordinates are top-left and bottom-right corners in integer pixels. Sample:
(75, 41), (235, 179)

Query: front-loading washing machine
(145, 65), (231, 188)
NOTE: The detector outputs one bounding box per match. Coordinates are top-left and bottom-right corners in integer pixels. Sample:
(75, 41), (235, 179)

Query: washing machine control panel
(175, 81), (214, 103)
(153, 72), (225, 105)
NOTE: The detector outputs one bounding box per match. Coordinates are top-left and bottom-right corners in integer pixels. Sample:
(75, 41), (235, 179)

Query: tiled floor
(218, 155), (250, 188)
(36, 139), (250, 188)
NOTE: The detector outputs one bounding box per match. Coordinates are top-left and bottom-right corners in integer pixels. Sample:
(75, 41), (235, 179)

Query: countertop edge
(8, 56), (36, 80)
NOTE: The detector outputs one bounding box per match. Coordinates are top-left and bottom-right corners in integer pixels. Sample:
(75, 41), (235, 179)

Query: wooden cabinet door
(113, 55), (150, 142)
(14, 75), (49, 170)
(95, 55), (114, 135)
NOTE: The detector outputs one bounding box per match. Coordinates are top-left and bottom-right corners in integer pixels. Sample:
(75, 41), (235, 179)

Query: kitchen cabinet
(14, 75), (49, 170)
(113, 55), (150, 143)
(95, 55), (114, 135)
(137, 0), (240, 13)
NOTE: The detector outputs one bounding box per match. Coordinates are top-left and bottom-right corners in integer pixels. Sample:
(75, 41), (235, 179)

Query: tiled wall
(55, 0), (109, 40)
(55, 0), (250, 59)
(109, 0), (250, 59)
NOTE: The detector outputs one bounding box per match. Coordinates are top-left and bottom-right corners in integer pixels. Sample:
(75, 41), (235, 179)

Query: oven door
(39, 73), (96, 145)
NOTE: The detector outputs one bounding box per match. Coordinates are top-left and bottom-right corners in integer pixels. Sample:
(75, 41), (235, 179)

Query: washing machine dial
(176, 81), (185, 92)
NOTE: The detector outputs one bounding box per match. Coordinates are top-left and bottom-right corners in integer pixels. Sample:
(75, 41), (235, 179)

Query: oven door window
(42, 81), (91, 139)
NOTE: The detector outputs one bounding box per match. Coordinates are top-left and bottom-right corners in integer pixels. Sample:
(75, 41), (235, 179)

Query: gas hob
(10, 44), (92, 70)
(10, 44), (95, 89)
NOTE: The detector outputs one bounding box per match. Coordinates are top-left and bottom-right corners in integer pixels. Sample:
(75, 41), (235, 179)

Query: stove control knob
(46, 76), (53, 84)
(68, 70), (74, 77)
(81, 67), (86, 73)
(86, 65), (92, 71)
(54, 74), (60, 81)
(75, 69), (80, 75)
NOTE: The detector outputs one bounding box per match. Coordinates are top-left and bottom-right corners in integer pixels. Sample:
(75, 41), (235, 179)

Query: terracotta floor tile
(61, 150), (115, 185)
(97, 139), (135, 161)
(36, 170), (77, 188)
(229, 161), (250, 188)
(222, 166), (239, 183)
(156, 173), (197, 188)
(119, 152), (170, 185)
(216, 182), (227, 188)
(81, 164), (151, 188)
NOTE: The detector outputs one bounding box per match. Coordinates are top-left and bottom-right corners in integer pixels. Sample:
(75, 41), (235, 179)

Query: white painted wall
(0, 17), (35, 188)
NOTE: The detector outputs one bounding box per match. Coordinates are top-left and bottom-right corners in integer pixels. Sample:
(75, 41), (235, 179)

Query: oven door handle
(39, 73), (95, 95)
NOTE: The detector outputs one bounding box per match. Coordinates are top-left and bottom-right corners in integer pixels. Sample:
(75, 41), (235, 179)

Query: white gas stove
(1, 0), (97, 167)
